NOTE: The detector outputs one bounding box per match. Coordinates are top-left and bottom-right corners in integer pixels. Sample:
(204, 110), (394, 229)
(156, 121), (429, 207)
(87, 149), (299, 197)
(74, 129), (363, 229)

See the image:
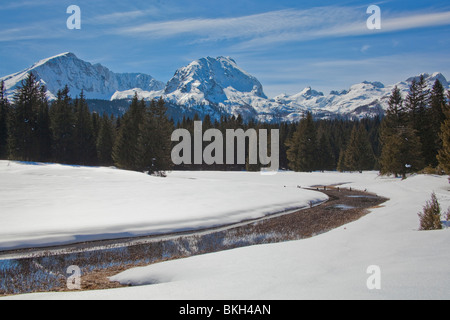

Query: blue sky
(1, 0), (450, 97)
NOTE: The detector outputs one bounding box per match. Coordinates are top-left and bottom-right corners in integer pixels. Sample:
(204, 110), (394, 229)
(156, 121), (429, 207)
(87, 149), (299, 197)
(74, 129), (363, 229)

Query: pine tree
(405, 76), (429, 129)
(155, 98), (175, 173)
(137, 98), (173, 175)
(50, 85), (75, 164)
(343, 124), (375, 173)
(8, 73), (43, 161)
(380, 86), (424, 178)
(91, 111), (100, 144)
(431, 79), (447, 130)
(316, 128), (335, 171)
(96, 114), (115, 166)
(337, 148), (347, 172)
(437, 91), (450, 174)
(380, 86), (405, 176)
(0, 81), (9, 159)
(430, 80), (447, 161)
(387, 86), (407, 125)
(286, 112), (317, 172)
(35, 85), (52, 162)
(113, 93), (146, 171)
(73, 91), (97, 165)
(405, 75), (434, 167)
(136, 101), (155, 173)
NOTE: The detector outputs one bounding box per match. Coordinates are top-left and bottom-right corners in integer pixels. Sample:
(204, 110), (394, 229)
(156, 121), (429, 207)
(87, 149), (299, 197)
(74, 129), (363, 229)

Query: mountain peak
(1, 53), (164, 100)
(32, 52), (77, 68)
(297, 87), (324, 97)
(405, 72), (448, 87)
(165, 56), (267, 100)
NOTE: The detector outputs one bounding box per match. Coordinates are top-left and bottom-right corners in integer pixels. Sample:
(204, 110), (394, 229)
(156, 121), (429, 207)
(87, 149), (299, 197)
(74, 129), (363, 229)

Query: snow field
(0, 161), (327, 251)
(1, 162), (449, 300)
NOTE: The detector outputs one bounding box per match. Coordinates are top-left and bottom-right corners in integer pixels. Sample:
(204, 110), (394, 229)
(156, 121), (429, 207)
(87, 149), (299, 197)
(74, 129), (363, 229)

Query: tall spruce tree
(337, 149), (347, 172)
(437, 91), (450, 175)
(136, 100), (156, 173)
(97, 114), (115, 166)
(50, 85), (75, 164)
(431, 79), (447, 129)
(35, 85), (52, 162)
(380, 86), (424, 178)
(316, 127), (335, 171)
(137, 98), (174, 175)
(0, 81), (9, 159)
(430, 80), (447, 161)
(150, 98), (174, 174)
(405, 75), (434, 167)
(113, 93), (146, 171)
(8, 73), (44, 161)
(286, 112), (317, 172)
(343, 124), (375, 173)
(73, 91), (97, 165)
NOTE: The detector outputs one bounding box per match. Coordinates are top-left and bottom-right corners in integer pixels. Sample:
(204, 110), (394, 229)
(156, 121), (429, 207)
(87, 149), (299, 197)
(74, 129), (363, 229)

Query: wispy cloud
(90, 7), (162, 25)
(95, 10), (148, 23)
(382, 10), (450, 31)
(361, 45), (371, 53)
(0, 24), (65, 42)
(116, 6), (450, 48)
(0, 0), (60, 11)
(3, 4), (450, 47)
(118, 7), (360, 40)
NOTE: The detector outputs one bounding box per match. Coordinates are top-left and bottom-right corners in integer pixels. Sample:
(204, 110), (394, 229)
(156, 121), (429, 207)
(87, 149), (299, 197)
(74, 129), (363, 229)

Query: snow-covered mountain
(112, 56), (449, 122)
(1, 53), (448, 122)
(0, 52), (165, 101)
(273, 72), (449, 122)
(112, 56), (272, 120)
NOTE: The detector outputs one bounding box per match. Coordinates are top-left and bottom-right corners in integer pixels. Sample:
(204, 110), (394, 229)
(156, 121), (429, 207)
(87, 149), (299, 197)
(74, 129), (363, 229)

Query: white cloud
(361, 45), (371, 53)
(382, 10), (450, 32)
(0, 0), (60, 10)
(117, 7), (362, 40)
(116, 6), (450, 48)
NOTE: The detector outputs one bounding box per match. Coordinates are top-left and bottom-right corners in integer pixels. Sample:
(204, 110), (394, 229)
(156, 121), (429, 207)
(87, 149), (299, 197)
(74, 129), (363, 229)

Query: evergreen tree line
(173, 112), (382, 172)
(1, 73), (448, 177)
(284, 112), (382, 173)
(0, 73), (174, 175)
(379, 76), (450, 178)
(285, 75), (450, 176)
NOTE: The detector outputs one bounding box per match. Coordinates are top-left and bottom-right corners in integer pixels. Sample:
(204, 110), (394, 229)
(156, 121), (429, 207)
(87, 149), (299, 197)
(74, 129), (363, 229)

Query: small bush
(445, 207), (450, 228)
(419, 166), (446, 175)
(418, 192), (442, 231)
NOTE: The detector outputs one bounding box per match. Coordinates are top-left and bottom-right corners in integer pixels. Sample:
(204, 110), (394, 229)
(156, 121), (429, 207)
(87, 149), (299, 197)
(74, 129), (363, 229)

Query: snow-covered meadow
(0, 161), (328, 251)
(1, 161), (449, 300)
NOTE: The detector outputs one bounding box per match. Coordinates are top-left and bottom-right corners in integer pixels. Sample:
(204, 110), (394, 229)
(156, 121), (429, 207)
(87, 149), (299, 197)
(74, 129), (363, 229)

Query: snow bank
(2, 166), (450, 300)
(107, 173), (450, 300)
(0, 161), (326, 251)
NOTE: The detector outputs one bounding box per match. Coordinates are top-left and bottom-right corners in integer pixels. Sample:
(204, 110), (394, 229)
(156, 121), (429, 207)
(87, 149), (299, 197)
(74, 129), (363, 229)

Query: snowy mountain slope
(0, 53), (164, 101)
(273, 72), (449, 121)
(1, 53), (448, 121)
(113, 56), (448, 122)
(112, 56), (274, 121)
(162, 56), (270, 120)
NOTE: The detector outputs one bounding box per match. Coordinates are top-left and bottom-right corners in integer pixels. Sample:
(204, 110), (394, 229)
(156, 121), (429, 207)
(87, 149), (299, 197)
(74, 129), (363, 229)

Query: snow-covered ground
(1, 161), (449, 300)
(0, 161), (327, 251)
